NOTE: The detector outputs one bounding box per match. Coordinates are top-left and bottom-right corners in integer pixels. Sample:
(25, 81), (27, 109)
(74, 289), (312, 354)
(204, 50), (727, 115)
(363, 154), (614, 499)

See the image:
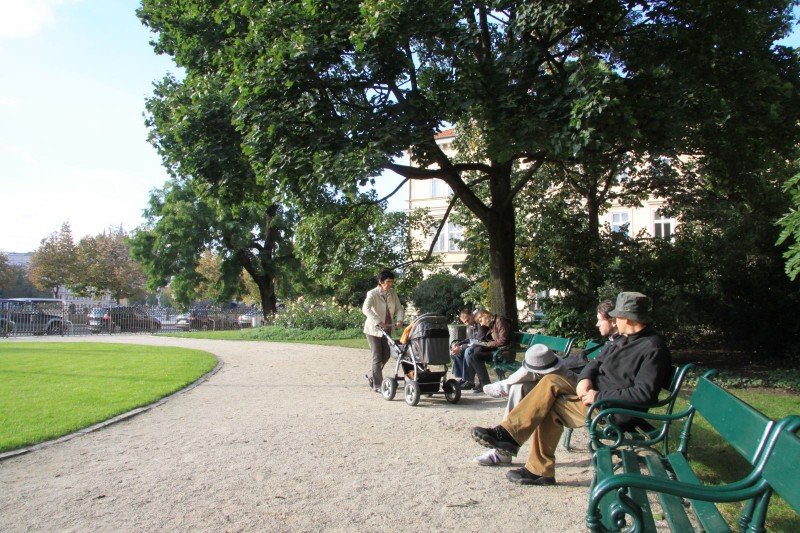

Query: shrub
(409, 272), (470, 322)
(270, 298), (363, 330)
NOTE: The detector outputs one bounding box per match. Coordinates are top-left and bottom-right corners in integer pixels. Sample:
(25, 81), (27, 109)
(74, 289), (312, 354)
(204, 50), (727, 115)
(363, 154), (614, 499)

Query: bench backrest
(690, 377), (773, 464)
(529, 333), (574, 356)
(511, 331), (536, 347)
(760, 417), (800, 515)
(583, 340), (603, 360)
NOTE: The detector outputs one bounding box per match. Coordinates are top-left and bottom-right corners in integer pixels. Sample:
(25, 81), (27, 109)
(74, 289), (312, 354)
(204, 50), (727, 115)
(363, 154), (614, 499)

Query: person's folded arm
(594, 350), (671, 404)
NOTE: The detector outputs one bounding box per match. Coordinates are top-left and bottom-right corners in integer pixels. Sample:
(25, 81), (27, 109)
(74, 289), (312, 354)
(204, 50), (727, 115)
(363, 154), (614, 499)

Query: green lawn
(159, 326), (368, 349)
(0, 342), (217, 453)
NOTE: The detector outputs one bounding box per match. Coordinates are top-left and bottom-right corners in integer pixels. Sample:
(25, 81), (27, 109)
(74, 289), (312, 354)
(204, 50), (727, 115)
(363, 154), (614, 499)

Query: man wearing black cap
(470, 292), (672, 485)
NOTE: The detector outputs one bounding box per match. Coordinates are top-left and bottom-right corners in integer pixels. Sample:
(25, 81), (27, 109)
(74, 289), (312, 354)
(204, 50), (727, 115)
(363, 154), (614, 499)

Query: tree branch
(391, 192), (459, 271)
(503, 155), (546, 209)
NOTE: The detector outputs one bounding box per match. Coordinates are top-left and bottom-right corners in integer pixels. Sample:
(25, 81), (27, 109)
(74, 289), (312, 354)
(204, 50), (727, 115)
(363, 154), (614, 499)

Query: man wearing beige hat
(471, 292), (672, 485)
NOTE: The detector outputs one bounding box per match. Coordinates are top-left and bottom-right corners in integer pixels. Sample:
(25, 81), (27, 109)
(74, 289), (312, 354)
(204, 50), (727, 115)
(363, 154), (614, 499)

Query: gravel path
(0, 336), (592, 532)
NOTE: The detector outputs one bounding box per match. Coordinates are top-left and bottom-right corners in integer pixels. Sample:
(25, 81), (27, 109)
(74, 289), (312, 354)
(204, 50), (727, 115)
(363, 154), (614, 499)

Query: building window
(430, 178), (451, 198)
(429, 222), (464, 252)
(447, 223), (463, 252)
(653, 208), (675, 240)
(610, 211), (630, 235)
(429, 227), (446, 252)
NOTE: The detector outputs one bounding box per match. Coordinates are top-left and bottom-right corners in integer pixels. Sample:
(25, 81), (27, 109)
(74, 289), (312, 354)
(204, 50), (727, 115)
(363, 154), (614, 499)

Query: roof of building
(434, 128), (455, 140)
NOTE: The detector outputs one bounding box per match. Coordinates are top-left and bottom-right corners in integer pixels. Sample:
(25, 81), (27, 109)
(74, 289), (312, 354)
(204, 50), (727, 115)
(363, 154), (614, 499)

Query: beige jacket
(362, 286), (404, 336)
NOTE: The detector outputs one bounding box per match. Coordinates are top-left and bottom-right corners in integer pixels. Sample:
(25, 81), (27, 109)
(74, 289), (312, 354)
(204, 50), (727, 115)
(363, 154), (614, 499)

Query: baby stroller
(379, 313), (461, 406)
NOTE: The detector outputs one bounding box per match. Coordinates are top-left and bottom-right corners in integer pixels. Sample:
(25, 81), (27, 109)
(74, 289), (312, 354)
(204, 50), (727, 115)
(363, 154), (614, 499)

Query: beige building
(406, 128), (678, 270)
(406, 129), (467, 271)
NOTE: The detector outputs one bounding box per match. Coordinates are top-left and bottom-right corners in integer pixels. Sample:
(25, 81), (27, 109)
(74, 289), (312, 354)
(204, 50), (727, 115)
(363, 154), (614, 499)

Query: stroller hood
(409, 314), (450, 365)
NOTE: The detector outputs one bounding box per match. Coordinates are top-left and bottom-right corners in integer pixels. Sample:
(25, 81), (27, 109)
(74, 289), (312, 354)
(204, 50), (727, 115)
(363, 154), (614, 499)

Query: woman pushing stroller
(362, 269), (404, 393)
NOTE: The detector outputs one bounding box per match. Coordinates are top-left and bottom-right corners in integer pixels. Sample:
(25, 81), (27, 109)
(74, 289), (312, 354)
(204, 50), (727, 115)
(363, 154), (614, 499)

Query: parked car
(87, 306), (162, 333)
(237, 310), (261, 328)
(176, 309), (240, 331)
(0, 298), (68, 335)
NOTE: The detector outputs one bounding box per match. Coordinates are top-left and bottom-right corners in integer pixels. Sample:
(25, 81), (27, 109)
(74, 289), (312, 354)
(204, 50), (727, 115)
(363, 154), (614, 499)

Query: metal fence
(0, 299), (258, 338)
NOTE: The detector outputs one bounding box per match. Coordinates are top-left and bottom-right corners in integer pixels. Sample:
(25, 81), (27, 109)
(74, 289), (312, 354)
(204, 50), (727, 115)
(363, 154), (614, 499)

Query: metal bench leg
(561, 427), (573, 451)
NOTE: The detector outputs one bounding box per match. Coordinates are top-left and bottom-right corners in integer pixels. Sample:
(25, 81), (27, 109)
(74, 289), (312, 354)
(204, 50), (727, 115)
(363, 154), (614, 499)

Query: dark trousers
(464, 345), (494, 386)
(366, 334), (391, 389)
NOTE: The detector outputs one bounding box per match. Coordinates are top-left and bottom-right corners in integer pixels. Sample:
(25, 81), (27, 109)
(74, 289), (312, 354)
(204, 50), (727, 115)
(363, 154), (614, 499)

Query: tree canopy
(71, 228), (148, 303)
(27, 222), (77, 299)
(139, 0), (800, 326)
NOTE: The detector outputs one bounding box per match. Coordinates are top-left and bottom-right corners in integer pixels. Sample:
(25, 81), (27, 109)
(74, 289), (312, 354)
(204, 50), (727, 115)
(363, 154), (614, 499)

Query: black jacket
(577, 325), (672, 407)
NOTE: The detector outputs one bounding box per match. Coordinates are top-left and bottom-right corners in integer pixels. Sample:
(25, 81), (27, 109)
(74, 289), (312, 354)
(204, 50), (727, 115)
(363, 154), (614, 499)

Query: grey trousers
(504, 381), (537, 418)
(366, 334), (391, 389)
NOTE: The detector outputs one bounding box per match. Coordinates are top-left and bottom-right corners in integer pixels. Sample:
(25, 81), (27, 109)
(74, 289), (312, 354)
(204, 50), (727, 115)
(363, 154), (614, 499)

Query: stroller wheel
(404, 382), (421, 406)
(443, 379), (461, 404)
(381, 378), (397, 401)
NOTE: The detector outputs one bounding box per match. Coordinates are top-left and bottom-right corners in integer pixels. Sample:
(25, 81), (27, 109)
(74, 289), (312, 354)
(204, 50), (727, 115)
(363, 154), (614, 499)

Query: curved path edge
(0, 352), (223, 463)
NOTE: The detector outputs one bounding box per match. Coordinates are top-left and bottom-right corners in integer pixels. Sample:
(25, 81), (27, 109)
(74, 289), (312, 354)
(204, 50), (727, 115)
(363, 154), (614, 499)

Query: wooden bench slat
(691, 378), (771, 463)
(643, 455), (694, 532)
(619, 450), (658, 533)
(591, 448), (620, 532)
(666, 452), (731, 533)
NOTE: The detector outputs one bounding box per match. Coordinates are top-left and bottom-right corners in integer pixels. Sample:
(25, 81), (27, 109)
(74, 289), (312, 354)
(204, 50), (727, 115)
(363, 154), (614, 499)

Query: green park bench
(491, 332), (574, 380)
(583, 363), (697, 456)
(586, 374), (800, 532)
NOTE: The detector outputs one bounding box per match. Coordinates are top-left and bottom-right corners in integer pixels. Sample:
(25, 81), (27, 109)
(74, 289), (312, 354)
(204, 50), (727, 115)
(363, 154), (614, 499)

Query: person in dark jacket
(464, 309), (512, 393)
(451, 309), (490, 386)
(561, 299), (619, 373)
(469, 292), (671, 486)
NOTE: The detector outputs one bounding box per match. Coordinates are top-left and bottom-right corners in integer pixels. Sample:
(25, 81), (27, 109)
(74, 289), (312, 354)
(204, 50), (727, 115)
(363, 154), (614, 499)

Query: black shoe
(460, 380), (475, 389)
(472, 386), (484, 394)
(470, 426), (520, 455)
(365, 374), (374, 389)
(506, 467), (556, 486)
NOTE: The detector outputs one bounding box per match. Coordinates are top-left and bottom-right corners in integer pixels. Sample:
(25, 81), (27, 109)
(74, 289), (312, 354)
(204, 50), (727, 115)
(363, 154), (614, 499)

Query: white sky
(0, 1), (796, 253)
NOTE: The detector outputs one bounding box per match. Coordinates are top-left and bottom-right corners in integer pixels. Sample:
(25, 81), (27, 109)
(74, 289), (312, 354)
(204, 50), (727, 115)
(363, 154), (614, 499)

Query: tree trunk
(236, 249), (277, 317)
(485, 206), (519, 329)
(255, 273), (277, 317)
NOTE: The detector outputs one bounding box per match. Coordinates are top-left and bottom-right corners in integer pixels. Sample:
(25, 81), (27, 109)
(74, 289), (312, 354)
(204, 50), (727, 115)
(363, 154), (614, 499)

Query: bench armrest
(589, 472), (767, 516)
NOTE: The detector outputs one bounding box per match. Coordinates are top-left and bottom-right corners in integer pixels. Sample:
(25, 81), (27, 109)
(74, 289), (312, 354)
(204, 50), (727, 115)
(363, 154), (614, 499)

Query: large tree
(0, 253), (16, 297)
(139, 1), (800, 325)
(132, 74), (302, 315)
(28, 222), (77, 299)
(70, 228), (148, 303)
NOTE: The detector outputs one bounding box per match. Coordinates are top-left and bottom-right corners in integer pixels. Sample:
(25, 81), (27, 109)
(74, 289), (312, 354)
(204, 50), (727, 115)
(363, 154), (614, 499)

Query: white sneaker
(483, 382), (508, 398)
(474, 449), (512, 466)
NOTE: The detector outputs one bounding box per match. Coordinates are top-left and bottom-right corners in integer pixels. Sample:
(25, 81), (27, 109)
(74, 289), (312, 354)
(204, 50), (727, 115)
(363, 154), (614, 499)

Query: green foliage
(409, 272), (470, 322)
(131, 73), (304, 313)
(778, 167), (800, 280)
(27, 222), (77, 299)
(137, 0), (800, 351)
(70, 227), (147, 303)
(293, 202), (432, 307)
(0, 263), (48, 299)
(0, 343), (216, 452)
(270, 298), (364, 331)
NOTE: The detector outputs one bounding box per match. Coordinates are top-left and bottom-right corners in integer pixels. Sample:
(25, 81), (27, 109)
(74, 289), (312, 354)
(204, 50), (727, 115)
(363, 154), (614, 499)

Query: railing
(0, 302), (259, 338)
